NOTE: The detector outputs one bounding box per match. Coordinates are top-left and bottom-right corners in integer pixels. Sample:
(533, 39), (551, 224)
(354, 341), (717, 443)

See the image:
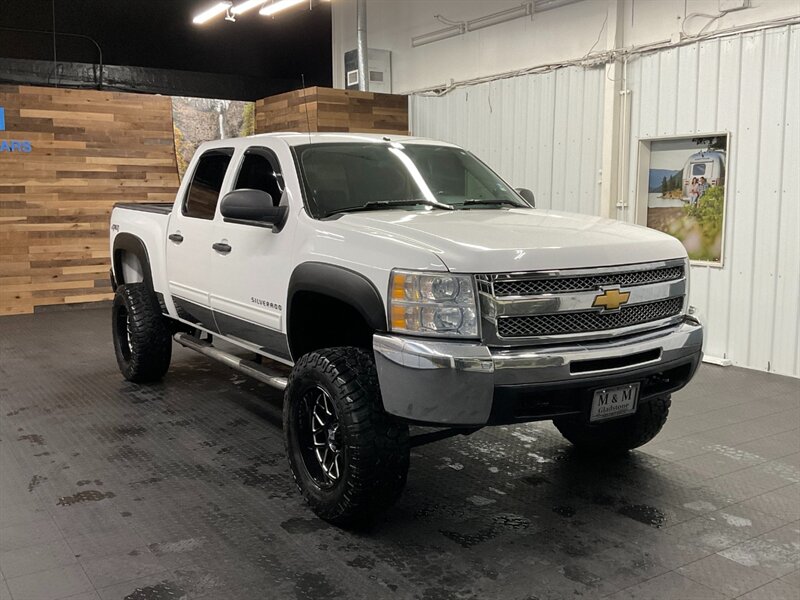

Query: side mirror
(220, 189), (288, 232)
(516, 188), (535, 208)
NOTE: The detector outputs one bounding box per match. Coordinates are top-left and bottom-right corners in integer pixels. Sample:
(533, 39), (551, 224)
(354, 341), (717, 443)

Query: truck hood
(336, 208), (687, 272)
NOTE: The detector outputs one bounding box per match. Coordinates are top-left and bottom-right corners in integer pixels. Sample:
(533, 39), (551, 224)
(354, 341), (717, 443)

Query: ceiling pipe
(412, 0), (585, 48)
(356, 0), (368, 91)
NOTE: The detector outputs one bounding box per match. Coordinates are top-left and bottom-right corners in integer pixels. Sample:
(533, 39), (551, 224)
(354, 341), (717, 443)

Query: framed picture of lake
(636, 133), (729, 267)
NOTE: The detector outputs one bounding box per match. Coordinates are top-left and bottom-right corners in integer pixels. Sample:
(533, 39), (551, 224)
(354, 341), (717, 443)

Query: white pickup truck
(109, 132), (703, 524)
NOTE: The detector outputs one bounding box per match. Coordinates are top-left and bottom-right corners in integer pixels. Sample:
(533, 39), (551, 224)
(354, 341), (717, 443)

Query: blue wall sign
(0, 106), (33, 153)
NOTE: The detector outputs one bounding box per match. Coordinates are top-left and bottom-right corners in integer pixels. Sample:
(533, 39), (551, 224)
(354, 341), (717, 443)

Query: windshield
(293, 142), (530, 218)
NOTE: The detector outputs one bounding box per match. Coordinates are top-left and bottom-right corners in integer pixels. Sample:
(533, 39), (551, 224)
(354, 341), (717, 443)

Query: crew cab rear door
(207, 144), (294, 362)
(166, 147), (234, 330)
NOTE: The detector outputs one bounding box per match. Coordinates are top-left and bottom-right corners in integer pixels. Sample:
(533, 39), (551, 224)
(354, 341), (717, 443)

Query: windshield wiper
(457, 198), (522, 208)
(326, 199), (454, 217)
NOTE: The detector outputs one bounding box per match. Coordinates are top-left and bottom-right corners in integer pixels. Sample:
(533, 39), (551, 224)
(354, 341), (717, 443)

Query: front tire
(112, 283), (172, 383)
(284, 347), (410, 526)
(553, 395), (671, 453)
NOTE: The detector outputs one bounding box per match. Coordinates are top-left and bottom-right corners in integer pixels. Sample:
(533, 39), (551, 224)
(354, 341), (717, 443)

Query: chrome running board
(173, 332), (288, 391)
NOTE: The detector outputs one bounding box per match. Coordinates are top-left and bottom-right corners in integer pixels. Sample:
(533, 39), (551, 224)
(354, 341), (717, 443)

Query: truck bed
(110, 202), (172, 297)
(114, 202), (173, 215)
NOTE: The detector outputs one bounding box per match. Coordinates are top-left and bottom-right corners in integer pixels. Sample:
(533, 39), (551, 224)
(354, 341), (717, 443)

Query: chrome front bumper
(373, 317), (703, 426)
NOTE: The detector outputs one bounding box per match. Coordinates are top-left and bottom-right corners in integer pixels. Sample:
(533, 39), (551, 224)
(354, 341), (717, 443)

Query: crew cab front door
(207, 145), (294, 363)
(166, 148), (234, 331)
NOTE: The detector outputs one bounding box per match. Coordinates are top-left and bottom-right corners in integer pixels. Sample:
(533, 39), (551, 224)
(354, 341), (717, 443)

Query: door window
(234, 149), (284, 207)
(183, 149), (233, 219)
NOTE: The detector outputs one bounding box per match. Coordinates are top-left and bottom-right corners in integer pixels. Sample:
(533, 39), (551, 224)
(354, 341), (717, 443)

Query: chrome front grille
(496, 297), (684, 338)
(492, 265), (684, 297)
(477, 260), (687, 345)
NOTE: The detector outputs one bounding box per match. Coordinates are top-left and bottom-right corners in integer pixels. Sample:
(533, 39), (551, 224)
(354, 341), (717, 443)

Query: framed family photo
(635, 133), (729, 267)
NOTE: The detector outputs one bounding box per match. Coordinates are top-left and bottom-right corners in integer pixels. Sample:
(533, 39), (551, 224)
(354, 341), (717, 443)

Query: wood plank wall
(0, 85), (408, 316)
(0, 85), (179, 315)
(255, 86), (408, 135)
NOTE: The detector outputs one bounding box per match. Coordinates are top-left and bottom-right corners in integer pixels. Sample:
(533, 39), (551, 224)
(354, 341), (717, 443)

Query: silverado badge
(592, 288), (630, 312)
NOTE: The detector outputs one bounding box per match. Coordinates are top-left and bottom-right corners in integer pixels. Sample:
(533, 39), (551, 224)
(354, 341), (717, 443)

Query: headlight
(388, 270), (479, 338)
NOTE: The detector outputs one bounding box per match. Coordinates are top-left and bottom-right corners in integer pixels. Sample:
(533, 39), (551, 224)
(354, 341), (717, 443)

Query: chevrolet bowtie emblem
(592, 288), (631, 312)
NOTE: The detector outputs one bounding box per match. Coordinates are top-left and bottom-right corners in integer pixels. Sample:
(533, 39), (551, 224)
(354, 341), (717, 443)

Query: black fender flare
(287, 262), (387, 343)
(112, 233), (154, 291)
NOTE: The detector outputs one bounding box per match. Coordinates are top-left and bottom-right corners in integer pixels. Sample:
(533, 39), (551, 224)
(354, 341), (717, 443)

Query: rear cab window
(183, 149), (234, 219)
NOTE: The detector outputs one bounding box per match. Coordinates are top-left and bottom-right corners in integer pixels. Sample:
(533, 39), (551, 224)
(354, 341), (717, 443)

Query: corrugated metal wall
(624, 26), (799, 377)
(410, 25), (799, 377)
(411, 66), (606, 215)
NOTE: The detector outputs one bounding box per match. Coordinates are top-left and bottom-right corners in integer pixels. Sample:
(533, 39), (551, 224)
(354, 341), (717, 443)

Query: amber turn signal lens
(391, 304), (407, 329)
(391, 273), (407, 300)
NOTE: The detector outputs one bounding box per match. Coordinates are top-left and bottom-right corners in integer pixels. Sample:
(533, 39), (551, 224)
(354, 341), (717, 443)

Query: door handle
(212, 242), (232, 254)
(168, 233), (184, 243)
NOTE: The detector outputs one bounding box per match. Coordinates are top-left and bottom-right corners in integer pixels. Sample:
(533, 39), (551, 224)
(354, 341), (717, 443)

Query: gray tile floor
(0, 307), (798, 600)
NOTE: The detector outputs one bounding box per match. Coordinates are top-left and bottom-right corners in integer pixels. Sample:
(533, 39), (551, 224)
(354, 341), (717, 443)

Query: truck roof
(197, 132), (459, 151)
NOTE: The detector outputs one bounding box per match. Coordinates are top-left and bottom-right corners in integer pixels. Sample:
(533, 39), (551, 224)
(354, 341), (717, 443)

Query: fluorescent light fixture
(231, 0), (266, 14)
(259, 0), (305, 16)
(411, 24), (465, 47)
(193, 2), (233, 24)
(466, 3), (533, 32)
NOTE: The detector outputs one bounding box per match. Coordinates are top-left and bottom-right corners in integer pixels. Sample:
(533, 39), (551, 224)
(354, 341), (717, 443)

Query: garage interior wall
(410, 25), (800, 378)
(255, 86), (408, 134)
(411, 66), (606, 216)
(0, 85), (180, 316)
(332, 0), (800, 94)
(623, 26), (800, 378)
(0, 84), (410, 315)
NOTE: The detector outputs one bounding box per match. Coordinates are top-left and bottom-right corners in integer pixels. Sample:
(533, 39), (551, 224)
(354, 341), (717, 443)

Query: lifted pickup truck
(110, 133), (703, 524)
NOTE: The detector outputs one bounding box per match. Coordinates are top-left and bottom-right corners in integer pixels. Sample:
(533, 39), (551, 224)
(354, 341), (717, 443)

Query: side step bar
(173, 333), (288, 391)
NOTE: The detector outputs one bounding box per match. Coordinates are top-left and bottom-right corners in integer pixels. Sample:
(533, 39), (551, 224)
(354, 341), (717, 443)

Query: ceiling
(0, 0), (333, 86)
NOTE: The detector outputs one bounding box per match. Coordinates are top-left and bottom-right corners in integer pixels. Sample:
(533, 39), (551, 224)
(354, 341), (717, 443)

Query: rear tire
(553, 395), (671, 453)
(284, 347), (410, 526)
(112, 283), (172, 383)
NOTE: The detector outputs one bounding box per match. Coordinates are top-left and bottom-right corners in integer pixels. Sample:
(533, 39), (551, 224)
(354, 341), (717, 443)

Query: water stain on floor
(439, 527), (498, 548)
(149, 538), (206, 555)
(114, 425), (148, 437)
(56, 489), (116, 506)
(233, 465), (285, 488)
(491, 513), (532, 530)
(107, 445), (154, 463)
(28, 474), (46, 492)
(130, 476), (163, 486)
(561, 563), (602, 586)
(123, 581), (186, 600)
(617, 504), (667, 528)
(294, 572), (342, 600)
(280, 517), (330, 534)
(17, 433), (45, 446)
(77, 479), (103, 486)
(717, 512), (753, 528)
(346, 554), (377, 569)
